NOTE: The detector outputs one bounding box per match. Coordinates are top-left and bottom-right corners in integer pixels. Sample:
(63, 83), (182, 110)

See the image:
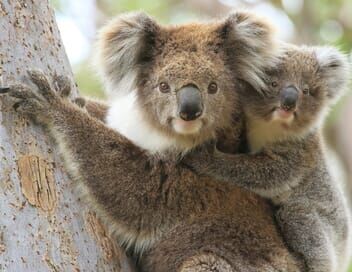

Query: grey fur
(186, 45), (352, 272)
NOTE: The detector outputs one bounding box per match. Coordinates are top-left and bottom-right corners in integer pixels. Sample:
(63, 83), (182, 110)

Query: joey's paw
(184, 142), (216, 173)
(0, 69), (61, 123)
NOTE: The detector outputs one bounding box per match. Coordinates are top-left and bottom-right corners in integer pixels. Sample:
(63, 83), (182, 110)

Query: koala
(186, 44), (352, 272)
(1, 12), (304, 271)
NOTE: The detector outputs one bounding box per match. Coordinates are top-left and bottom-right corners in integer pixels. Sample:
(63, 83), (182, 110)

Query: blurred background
(50, 1), (352, 267)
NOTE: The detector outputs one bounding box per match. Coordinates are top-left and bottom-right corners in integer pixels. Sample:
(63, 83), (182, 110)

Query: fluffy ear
(95, 12), (160, 96)
(219, 10), (280, 92)
(315, 46), (350, 100)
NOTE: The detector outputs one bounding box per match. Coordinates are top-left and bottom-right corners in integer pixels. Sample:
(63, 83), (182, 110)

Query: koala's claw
(4, 84), (40, 100)
(0, 87), (10, 93)
(27, 69), (56, 101)
(73, 97), (86, 108)
(1, 69), (85, 122)
(0, 69), (63, 122)
(53, 74), (72, 98)
(3, 83), (45, 116)
(52, 73), (85, 109)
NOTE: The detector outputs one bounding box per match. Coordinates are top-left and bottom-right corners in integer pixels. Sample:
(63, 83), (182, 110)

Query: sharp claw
(74, 97), (86, 108)
(0, 87), (10, 93)
(53, 74), (71, 97)
(27, 69), (43, 77)
(13, 102), (21, 111)
(27, 69), (48, 84)
(26, 69), (56, 100)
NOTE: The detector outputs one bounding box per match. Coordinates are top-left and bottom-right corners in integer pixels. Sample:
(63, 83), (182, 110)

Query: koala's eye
(271, 81), (278, 88)
(303, 87), (310, 95)
(159, 82), (170, 93)
(208, 82), (218, 94)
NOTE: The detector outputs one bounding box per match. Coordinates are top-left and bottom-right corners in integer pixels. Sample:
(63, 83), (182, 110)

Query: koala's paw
(53, 74), (72, 98)
(0, 69), (63, 123)
(53, 74), (86, 109)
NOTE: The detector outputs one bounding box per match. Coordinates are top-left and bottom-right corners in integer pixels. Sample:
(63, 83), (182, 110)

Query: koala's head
(242, 45), (350, 136)
(96, 11), (278, 152)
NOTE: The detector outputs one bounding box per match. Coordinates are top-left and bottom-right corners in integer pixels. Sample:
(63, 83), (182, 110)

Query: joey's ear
(96, 12), (160, 95)
(219, 10), (279, 92)
(315, 46), (350, 100)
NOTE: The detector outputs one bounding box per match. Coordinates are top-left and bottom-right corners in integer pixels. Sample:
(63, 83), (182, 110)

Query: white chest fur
(106, 91), (177, 154)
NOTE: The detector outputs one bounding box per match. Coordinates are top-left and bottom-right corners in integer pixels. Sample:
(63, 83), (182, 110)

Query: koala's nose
(177, 85), (203, 121)
(280, 86), (298, 111)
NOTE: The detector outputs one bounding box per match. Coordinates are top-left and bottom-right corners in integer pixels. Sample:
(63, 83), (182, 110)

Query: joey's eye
(303, 87), (310, 95)
(159, 82), (170, 93)
(271, 81), (278, 88)
(208, 82), (218, 94)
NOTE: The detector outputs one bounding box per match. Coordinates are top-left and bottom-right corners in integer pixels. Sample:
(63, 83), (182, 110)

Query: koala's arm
(1, 71), (170, 233)
(82, 98), (109, 123)
(186, 138), (317, 198)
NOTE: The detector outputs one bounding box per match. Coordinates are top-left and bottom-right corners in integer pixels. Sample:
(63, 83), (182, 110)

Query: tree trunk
(0, 1), (133, 271)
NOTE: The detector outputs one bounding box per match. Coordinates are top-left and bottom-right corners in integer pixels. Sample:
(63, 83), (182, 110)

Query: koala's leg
(276, 202), (336, 272)
(141, 216), (303, 272)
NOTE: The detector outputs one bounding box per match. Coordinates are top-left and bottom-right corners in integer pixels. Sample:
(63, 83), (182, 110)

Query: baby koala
(186, 45), (351, 272)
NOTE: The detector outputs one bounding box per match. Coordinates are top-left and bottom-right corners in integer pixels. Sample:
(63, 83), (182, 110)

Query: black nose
(177, 85), (203, 121)
(280, 86), (298, 111)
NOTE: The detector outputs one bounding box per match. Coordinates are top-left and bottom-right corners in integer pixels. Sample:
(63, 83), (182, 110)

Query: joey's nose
(177, 85), (203, 121)
(280, 86), (298, 111)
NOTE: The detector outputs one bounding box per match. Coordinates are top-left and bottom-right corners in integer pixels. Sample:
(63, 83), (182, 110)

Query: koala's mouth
(271, 106), (296, 124)
(172, 117), (203, 135)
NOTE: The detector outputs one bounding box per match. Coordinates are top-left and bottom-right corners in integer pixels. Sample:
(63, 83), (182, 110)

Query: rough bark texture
(0, 1), (133, 271)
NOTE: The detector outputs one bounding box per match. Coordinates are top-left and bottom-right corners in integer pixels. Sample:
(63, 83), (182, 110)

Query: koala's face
(97, 11), (278, 148)
(139, 26), (237, 139)
(242, 46), (349, 135)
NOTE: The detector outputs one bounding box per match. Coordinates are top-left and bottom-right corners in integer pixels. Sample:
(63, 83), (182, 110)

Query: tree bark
(0, 1), (133, 271)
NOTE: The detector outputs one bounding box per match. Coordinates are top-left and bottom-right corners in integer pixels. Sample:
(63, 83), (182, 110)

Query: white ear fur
(224, 10), (280, 92)
(95, 12), (159, 96)
(315, 46), (351, 101)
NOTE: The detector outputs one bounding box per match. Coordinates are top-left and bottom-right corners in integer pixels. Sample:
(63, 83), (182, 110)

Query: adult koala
(2, 11), (303, 271)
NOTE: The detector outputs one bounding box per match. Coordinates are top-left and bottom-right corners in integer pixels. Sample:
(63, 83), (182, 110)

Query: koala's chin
(172, 118), (203, 135)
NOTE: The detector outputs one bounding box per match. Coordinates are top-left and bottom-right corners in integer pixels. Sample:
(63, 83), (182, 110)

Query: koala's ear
(96, 12), (160, 95)
(218, 10), (279, 92)
(315, 46), (350, 100)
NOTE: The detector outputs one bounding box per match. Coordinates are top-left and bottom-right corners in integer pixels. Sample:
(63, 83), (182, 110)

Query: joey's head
(96, 11), (278, 153)
(242, 45), (350, 136)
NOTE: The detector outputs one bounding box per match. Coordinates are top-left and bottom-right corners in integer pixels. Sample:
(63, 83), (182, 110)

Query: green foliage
(74, 61), (105, 98)
(50, 0), (62, 11)
(97, 0), (175, 23)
